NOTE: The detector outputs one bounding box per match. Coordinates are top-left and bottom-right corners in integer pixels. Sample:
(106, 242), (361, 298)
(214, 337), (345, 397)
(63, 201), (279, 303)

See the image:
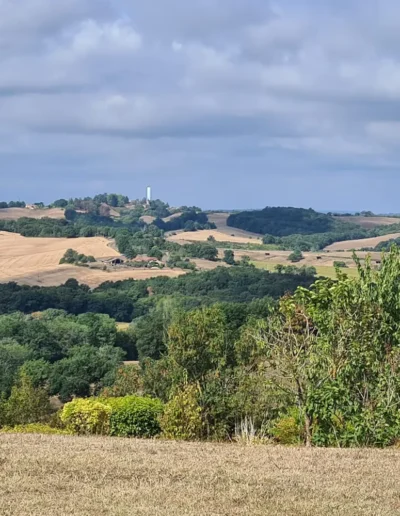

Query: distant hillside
(227, 207), (341, 236)
(0, 207), (64, 220)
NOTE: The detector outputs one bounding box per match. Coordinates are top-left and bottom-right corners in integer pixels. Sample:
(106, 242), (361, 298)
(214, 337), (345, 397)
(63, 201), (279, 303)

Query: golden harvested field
(253, 261), (359, 279)
(325, 233), (400, 251)
(0, 207), (64, 220)
(233, 249), (373, 267)
(140, 215), (156, 224)
(163, 211), (182, 222)
(168, 229), (262, 245)
(208, 212), (263, 239)
(140, 212), (182, 225)
(336, 215), (400, 228)
(1, 434), (400, 516)
(0, 232), (184, 287)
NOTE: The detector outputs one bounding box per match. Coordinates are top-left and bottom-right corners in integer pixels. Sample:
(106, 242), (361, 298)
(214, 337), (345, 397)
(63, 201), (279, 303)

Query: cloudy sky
(1, 0), (400, 211)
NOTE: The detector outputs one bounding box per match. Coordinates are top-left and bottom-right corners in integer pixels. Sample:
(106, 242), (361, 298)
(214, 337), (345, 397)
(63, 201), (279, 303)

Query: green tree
(64, 208), (77, 221)
(149, 246), (163, 261)
(2, 372), (51, 426)
(288, 250), (304, 263)
(53, 199), (68, 208)
(223, 250), (236, 265)
(0, 339), (31, 397)
(49, 345), (125, 401)
(107, 194), (118, 207)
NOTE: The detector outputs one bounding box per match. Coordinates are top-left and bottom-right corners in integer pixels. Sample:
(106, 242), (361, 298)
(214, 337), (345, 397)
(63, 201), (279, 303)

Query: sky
(2, 0), (400, 211)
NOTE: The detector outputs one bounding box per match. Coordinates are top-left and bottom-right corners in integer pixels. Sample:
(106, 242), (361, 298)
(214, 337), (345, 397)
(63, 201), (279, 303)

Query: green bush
(160, 384), (202, 440)
(1, 373), (51, 426)
(270, 408), (303, 445)
(105, 396), (163, 437)
(288, 250), (304, 263)
(60, 398), (111, 435)
(333, 261), (348, 268)
(0, 423), (72, 435)
(101, 365), (143, 398)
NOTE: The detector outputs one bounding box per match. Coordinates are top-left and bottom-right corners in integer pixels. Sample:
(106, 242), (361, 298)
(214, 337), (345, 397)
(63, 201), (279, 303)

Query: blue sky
(1, 0), (400, 211)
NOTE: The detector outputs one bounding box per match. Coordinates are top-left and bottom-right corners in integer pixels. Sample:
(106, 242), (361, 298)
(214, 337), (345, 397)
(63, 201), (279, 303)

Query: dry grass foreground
(0, 208), (65, 220)
(1, 434), (400, 516)
(325, 232), (400, 251)
(0, 232), (184, 287)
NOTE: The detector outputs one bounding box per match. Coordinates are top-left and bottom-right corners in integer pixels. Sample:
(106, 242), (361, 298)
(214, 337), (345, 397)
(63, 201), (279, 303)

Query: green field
(252, 261), (359, 279)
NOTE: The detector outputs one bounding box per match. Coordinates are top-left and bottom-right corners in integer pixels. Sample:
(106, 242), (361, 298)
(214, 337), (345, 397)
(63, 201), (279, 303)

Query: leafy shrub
(101, 365), (143, 397)
(1, 373), (51, 426)
(0, 423), (72, 435)
(270, 408), (303, 445)
(105, 396), (163, 437)
(160, 384), (202, 440)
(333, 261), (348, 268)
(288, 250), (304, 263)
(60, 398), (111, 435)
(60, 249), (96, 265)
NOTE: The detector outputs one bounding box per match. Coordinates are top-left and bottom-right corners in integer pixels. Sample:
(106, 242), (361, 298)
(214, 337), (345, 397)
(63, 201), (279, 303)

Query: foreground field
(0, 207), (64, 220)
(1, 434), (399, 516)
(0, 232), (183, 287)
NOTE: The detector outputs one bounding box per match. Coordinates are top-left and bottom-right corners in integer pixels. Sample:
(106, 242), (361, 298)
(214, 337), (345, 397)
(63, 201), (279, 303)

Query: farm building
(103, 257), (125, 266)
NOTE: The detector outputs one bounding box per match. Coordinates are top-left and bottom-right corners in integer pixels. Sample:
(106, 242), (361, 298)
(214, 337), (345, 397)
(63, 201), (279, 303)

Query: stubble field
(168, 229), (262, 245)
(0, 207), (65, 220)
(325, 233), (400, 251)
(0, 232), (183, 287)
(1, 434), (400, 516)
(336, 215), (400, 228)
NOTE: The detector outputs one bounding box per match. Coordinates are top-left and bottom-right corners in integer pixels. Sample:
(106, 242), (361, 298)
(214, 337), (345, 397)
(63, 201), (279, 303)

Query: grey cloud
(2, 0), (400, 211)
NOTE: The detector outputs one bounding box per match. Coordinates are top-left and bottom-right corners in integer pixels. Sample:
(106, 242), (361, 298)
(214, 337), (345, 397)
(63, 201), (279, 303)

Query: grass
(1, 434), (400, 515)
(253, 261), (359, 279)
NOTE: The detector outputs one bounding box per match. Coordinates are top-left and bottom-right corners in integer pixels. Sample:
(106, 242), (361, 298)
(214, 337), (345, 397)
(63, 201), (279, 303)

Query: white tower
(146, 186), (152, 204)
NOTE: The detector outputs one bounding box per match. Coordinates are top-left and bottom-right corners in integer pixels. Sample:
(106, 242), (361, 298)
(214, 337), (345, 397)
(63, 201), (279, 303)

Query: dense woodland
(228, 207), (400, 251)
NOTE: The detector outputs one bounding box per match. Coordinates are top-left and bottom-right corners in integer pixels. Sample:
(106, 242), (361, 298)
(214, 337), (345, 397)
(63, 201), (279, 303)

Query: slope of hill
(335, 216), (400, 229)
(1, 434), (399, 516)
(325, 233), (400, 251)
(0, 208), (64, 220)
(0, 232), (183, 287)
(208, 212), (263, 238)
